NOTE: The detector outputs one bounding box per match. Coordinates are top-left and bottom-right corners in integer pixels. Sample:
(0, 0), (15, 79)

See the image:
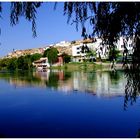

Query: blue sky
(1, 2), (82, 57)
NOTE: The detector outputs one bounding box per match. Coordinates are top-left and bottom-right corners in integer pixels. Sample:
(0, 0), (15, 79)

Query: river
(0, 69), (139, 138)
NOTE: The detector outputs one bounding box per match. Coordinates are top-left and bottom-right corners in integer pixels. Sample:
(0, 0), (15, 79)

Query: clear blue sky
(1, 2), (82, 57)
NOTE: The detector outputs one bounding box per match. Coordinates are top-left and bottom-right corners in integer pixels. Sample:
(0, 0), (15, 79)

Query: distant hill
(4, 38), (96, 59)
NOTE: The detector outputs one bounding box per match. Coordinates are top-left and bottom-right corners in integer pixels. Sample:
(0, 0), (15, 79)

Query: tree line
(0, 53), (42, 71)
(0, 47), (71, 71)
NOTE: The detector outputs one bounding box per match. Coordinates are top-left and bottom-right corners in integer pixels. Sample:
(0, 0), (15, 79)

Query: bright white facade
(72, 43), (87, 62)
(116, 36), (133, 53)
(72, 44), (83, 57)
(71, 38), (107, 61)
(55, 41), (71, 47)
(71, 37), (134, 62)
(33, 57), (50, 71)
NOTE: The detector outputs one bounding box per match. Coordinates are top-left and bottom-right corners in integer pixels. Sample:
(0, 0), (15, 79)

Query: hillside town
(4, 36), (133, 61)
(1, 36), (133, 71)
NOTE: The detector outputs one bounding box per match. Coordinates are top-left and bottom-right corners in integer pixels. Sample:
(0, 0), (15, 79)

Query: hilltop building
(55, 41), (71, 47)
(71, 37), (133, 62)
(6, 47), (45, 58)
(4, 37), (134, 63)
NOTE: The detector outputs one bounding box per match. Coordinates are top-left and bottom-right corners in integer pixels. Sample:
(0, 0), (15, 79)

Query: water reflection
(0, 70), (140, 138)
(0, 70), (126, 97)
(124, 68), (140, 110)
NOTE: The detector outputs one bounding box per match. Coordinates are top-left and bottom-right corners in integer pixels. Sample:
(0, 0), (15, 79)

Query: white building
(72, 43), (87, 62)
(116, 36), (133, 54)
(71, 38), (106, 62)
(55, 41), (71, 47)
(71, 37), (134, 62)
(32, 57), (50, 71)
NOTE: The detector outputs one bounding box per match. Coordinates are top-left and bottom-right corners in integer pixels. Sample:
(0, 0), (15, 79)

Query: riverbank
(50, 62), (123, 72)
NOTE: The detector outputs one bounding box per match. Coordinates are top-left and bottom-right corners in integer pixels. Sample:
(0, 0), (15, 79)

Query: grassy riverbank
(50, 62), (123, 72)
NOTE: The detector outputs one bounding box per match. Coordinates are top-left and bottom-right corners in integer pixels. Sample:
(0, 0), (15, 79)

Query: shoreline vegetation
(0, 43), (124, 72)
(51, 62), (123, 72)
(0, 53), (123, 72)
(33, 62), (123, 72)
(0, 62), (123, 73)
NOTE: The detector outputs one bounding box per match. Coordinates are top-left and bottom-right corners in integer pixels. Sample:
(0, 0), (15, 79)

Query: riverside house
(33, 57), (50, 71)
(33, 54), (64, 71)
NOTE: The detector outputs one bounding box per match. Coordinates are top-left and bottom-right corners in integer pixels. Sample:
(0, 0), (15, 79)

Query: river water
(0, 70), (139, 138)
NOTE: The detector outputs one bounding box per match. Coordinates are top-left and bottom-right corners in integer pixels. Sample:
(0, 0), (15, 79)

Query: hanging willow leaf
(10, 2), (42, 37)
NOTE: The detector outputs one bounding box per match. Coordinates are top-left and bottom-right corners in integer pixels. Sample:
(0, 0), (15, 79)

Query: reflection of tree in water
(0, 70), (41, 86)
(63, 71), (71, 81)
(108, 71), (122, 85)
(16, 70), (40, 83)
(45, 71), (72, 89)
(0, 70), (72, 89)
(124, 68), (140, 110)
(87, 71), (96, 84)
(45, 72), (59, 89)
(123, 37), (140, 110)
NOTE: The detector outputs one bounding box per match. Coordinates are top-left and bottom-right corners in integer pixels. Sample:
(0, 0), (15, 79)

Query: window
(77, 52), (80, 54)
(129, 44), (132, 48)
(77, 47), (80, 50)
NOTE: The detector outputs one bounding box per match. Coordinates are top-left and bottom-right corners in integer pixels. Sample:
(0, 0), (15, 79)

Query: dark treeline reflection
(0, 70), (72, 90)
(123, 37), (140, 110)
(109, 71), (121, 85)
(0, 70), (41, 87)
(0, 69), (140, 110)
(0, 69), (125, 95)
(45, 71), (71, 89)
(124, 66), (140, 110)
(0, 69), (140, 137)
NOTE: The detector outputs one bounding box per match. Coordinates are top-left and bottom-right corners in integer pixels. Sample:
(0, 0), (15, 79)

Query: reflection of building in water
(33, 70), (73, 92)
(33, 70), (50, 81)
(33, 70), (63, 82)
(71, 71), (126, 97)
(9, 77), (46, 88)
(73, 72), (96, 95)
(8, 70), (126, 97)
(58, 80), (73, 93)
(95, 71), (126, 97)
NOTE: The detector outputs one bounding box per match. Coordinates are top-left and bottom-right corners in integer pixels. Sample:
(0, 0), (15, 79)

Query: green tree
(63, 2), (140, 64)
(17, 56), (24, 70)
(31, 53), (42, 62)
(1, 2), (140, 68)
(23, 55), (32, 70)
(0, 54), (42, 71)
(62, 53), (71, 64)
(7, 57), (18, 70)
(43, 47), (59, 66)
(0, 58), (9, 69)
(17, 55), (32, 70)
